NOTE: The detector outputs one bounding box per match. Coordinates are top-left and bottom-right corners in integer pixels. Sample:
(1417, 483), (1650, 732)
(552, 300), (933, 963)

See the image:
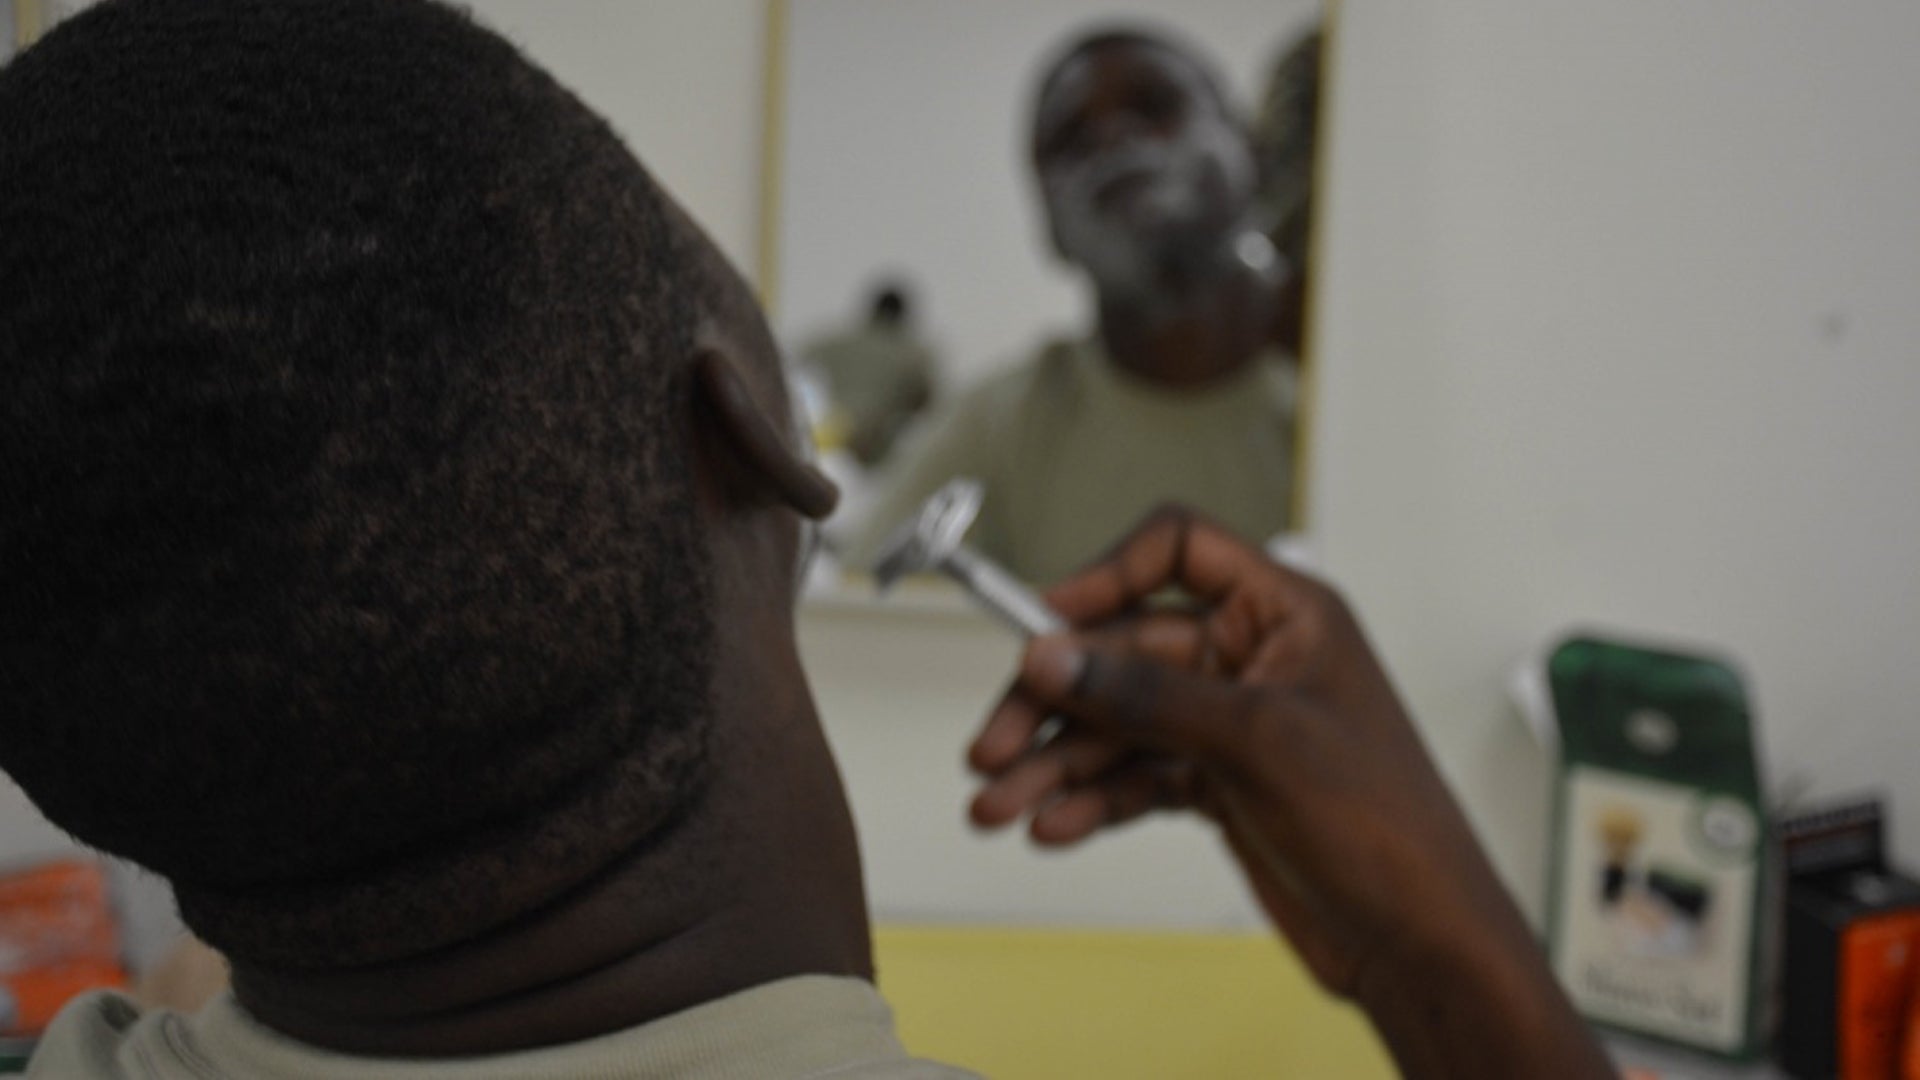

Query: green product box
(1542, 634), (1769, 1061)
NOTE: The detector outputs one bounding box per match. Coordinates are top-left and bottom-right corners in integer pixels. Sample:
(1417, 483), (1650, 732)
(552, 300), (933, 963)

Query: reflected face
(1032, 39), (1254, 287)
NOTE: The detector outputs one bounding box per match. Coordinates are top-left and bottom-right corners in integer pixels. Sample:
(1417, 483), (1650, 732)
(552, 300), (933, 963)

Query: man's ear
(692, 349), (839, 519)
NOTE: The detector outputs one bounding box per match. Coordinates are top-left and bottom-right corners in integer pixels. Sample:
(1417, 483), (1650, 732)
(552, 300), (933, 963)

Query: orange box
(1839, 911), (1920, 1080)
(1901, 938), (1920, 1080)
(0, 859), (129, 1035)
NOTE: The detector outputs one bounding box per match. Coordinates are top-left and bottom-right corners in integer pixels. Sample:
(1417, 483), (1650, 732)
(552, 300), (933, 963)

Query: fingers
(976, 752), (1201, 846)
(969, 617), (1214, 840)
(1030, 759), (1201, 844)
(969, 734), (1126, 828)
(968, 689), (1049, 775)
(968, 611), (1208, 776)
(1231, 595), (1333, 686)
(1041, 506), (1284, 625)
(1016, 635), (1284, 766)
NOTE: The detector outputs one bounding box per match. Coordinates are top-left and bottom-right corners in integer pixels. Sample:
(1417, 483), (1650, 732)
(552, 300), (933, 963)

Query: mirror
(4, 1), (94, 61)
(769, 0), (1327, 591)
(3, 1), (28, 64)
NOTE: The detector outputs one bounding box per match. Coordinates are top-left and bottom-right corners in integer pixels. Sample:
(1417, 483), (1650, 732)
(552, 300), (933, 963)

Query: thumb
(1020, 634), (1265, 761)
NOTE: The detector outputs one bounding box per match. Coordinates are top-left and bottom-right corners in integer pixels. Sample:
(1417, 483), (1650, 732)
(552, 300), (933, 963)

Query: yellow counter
(874, 926), (1395, 1079)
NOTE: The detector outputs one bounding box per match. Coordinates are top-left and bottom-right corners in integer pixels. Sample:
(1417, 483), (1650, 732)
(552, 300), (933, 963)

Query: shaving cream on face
(1043, 145), (1171, 292)
(1036, 46), (1256, 295)
(1044, 125), (1253, 294)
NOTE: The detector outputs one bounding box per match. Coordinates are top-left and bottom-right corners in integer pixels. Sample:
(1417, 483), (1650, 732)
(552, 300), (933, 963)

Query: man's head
(1030, 28), (1257, 295)
(0, 0), (833, 975)
(871, 284), (911, 326)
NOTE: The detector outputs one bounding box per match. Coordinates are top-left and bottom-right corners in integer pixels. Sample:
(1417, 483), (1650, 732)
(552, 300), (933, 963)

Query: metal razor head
(870, 477), (985, 591)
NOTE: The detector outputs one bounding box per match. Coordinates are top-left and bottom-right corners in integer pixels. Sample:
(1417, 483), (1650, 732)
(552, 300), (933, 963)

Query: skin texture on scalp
(2, 0), (875, 1051)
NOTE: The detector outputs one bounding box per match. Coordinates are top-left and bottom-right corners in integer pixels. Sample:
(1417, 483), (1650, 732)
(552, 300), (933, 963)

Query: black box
(1777, 798), (1920, 1079)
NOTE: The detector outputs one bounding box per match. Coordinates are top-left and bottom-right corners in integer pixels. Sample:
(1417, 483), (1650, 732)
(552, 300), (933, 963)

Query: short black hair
(1029, 24), (1240, 151)
(0, 0), (718, 970)
(871, 283), (910, 324)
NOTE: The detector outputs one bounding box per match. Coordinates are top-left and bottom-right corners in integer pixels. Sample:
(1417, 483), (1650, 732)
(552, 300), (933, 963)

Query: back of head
(0, 0), (716, 970)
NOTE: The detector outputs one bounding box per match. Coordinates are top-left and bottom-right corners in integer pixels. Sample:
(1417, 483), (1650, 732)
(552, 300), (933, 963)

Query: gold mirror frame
(10, 0), (44, 54)
(756, 0), (1336, 532)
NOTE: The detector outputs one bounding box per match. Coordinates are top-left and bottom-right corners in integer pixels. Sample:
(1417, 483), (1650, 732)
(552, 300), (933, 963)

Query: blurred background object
(798, 278), (939, 469)
(0, 858), (129, 1066)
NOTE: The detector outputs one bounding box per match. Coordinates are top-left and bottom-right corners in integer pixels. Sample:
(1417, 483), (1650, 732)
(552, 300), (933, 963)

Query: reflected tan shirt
(847, 338), (1296, 585)
(802, 323), (937, 467)
(20, 975), (977, 1079)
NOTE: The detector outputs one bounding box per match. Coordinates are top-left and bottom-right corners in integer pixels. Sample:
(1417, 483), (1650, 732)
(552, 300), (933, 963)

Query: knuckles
(1081, 649), (1167, 731)
(1139, 501), (1198, 530)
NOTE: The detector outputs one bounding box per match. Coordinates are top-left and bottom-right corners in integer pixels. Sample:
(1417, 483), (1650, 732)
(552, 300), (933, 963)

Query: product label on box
(1552, 766), (1758, 1052)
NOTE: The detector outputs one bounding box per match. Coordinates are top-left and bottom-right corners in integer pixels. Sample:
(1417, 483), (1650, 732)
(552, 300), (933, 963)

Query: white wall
(775, 0), (1321, 386)
(1315, 1), (1920, 912)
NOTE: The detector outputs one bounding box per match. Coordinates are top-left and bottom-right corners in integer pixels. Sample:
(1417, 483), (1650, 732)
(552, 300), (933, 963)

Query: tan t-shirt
(846, 338), (1296, 585)
(18, 975), (977, 1079)
(801, 323), (937, 467)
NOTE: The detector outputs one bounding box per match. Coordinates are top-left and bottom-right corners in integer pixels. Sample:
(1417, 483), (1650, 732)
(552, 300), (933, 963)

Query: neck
(1095, 239), (1277, 388)
(231, 605), (872, 1057)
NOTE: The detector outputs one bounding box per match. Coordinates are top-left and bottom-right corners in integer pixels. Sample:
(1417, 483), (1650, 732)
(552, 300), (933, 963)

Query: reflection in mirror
(774, 1), (1325, 591)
